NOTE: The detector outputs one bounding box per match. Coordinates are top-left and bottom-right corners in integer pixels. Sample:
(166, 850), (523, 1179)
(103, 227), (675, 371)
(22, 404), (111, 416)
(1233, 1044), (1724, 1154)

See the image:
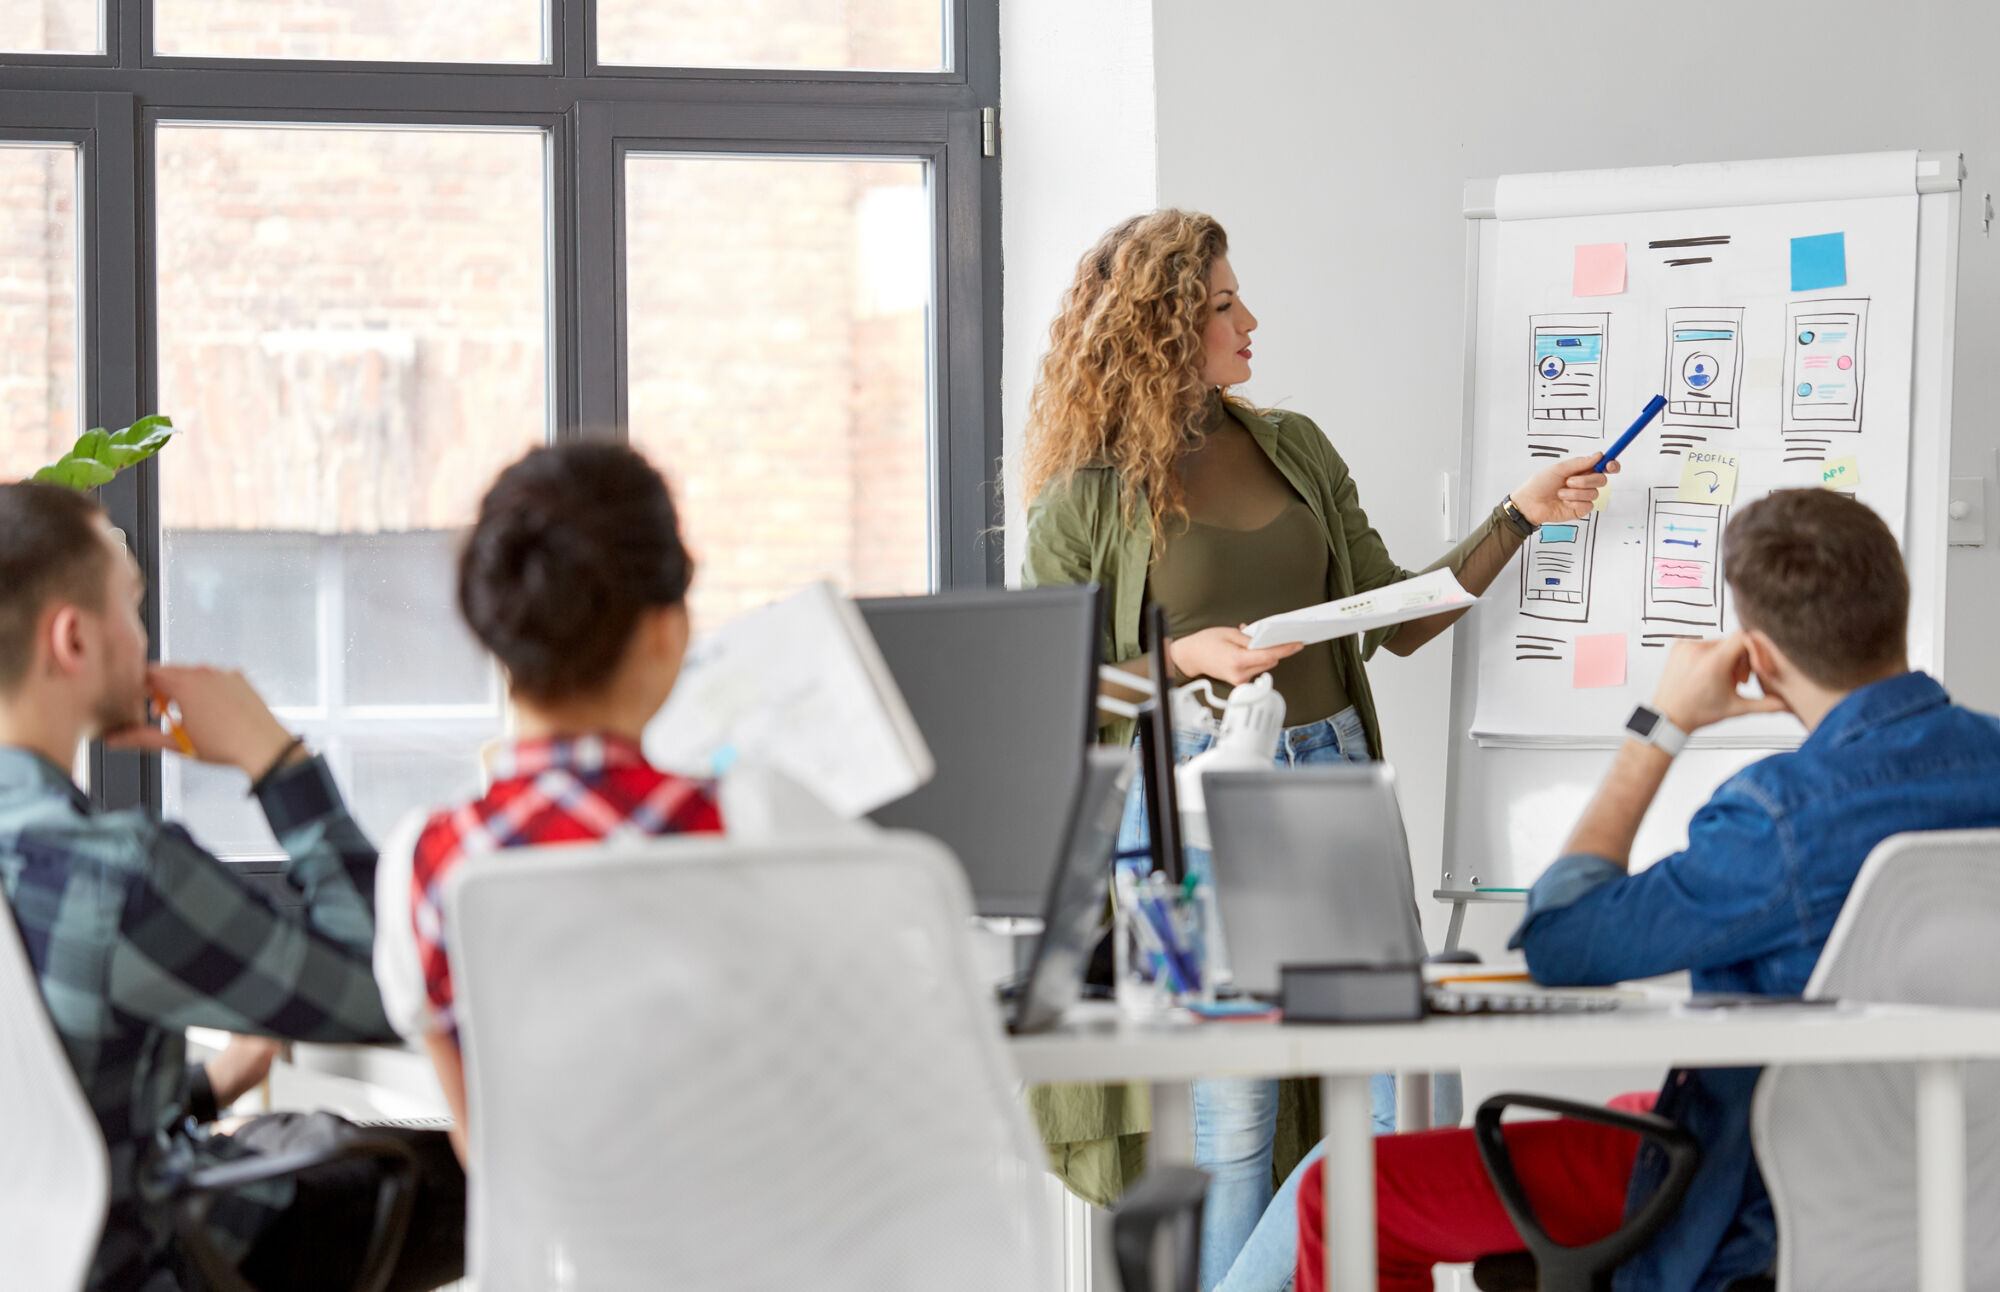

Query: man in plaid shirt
(0, 482), (461, 1291)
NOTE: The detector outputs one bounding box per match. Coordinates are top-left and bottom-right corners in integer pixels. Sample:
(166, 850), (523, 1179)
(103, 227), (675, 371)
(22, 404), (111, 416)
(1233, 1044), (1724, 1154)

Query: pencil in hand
(152, 691), (195, 756)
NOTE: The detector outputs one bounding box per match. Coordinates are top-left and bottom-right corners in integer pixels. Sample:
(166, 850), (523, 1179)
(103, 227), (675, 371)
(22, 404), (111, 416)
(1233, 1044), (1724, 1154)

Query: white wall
(997, 10), (1160, 1278)
(997, 0), (1158, 579)
(1146, 0), (2000, 953)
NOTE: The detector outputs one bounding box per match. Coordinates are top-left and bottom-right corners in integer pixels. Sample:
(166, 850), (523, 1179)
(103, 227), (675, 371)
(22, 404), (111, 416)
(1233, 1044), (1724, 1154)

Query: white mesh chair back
(449, 831), (1052, 1292)
(1752, 829), (2000, 1292)
(0, 911), (108, 1289)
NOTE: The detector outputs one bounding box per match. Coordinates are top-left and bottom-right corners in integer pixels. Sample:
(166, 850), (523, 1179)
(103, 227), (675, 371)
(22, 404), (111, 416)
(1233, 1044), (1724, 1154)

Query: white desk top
(1009, 997), (2000, 1085)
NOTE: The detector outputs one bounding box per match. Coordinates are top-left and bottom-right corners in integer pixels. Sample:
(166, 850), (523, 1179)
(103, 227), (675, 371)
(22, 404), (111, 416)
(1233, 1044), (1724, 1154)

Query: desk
(1012, 998), (2000, 1292)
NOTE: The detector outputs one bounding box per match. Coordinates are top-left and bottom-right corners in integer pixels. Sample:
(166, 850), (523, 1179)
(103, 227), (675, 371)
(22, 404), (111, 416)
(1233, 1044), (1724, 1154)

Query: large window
(0, 0), (999, 853)
(625, 153), (934, 627)
(0, 142), (79, 480)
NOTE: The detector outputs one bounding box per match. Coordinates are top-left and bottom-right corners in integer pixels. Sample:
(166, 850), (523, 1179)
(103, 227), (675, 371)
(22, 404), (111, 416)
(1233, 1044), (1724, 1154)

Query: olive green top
(1150, 400), (1348, 722)
(1017, 399), (1532, 1208)
(1023, 399), (1529, 756)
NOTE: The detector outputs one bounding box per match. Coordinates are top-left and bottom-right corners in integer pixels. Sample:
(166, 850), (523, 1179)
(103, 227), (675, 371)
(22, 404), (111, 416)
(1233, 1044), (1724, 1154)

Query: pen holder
(1112, 861), (1211, 1018)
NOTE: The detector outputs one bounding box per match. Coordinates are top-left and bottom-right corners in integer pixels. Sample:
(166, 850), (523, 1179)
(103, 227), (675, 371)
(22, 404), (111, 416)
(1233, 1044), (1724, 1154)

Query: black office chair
(174, 1134), (419, 1292)
(1465, 1092), (1773, 1292)
(1113, 1164), (1210, 1292)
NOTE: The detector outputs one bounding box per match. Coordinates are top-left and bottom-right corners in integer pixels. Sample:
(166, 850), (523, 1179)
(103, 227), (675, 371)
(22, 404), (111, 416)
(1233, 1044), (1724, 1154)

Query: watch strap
(1499, 494), (1538, 538)
(1625, 704), (1688, 756)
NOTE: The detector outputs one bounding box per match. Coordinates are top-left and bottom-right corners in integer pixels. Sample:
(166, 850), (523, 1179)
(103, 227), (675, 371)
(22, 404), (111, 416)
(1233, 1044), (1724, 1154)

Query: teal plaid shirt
(0, 746), (397, 1291)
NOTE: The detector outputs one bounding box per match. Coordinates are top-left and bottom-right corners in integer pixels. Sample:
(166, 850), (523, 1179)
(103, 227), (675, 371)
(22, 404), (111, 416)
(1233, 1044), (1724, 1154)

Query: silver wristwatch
(1623, 704), (1688, 757)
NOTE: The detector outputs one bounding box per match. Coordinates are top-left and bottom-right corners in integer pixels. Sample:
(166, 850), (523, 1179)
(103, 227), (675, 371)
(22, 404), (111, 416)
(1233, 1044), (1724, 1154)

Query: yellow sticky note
(1593, 479), (1610, 512)
(1821, 456), (1861, 492)
(1677, 449), (1739, 504)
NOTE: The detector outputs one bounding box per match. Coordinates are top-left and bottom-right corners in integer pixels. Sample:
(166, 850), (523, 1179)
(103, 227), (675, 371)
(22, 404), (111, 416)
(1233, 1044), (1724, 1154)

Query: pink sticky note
(1573, 633), (1627, 689)
(1573, 243), (1626, 297)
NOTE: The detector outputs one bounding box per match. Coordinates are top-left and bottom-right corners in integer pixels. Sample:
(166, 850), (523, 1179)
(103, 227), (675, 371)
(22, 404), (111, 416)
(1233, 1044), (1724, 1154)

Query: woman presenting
(1019, 210), (1611, 1288)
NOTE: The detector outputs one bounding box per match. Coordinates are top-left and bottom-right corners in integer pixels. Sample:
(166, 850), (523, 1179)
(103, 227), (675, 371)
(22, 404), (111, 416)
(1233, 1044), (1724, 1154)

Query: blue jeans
(1212, 1138), (1326, 1292)
(1115, 707), (1447, 1290)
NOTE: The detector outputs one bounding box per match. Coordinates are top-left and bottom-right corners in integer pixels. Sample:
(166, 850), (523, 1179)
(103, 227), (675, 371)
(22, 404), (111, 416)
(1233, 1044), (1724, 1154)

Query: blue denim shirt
(1508, 672), (2000, 1292)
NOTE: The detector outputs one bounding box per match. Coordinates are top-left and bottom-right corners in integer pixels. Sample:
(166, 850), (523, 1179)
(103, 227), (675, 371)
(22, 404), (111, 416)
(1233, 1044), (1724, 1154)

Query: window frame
(0, 0), (1003, 824)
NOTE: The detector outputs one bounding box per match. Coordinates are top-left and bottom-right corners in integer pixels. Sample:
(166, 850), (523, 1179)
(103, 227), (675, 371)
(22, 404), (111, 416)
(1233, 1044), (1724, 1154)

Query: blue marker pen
(1590, 394), (1668, 472)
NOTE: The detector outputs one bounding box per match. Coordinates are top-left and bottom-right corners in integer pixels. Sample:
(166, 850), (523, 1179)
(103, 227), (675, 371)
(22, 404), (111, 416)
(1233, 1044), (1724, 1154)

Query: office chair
(1472, 828), (2000, 1292)
(0, 906), (108, 1288)
(451, 831), (1198, 1292)
(0, 911), (417, 1292)
(1113, 1164), (1210, 1292)
(1468, 1092), (1706, 1292)
(1751, 829), (2000, 1292)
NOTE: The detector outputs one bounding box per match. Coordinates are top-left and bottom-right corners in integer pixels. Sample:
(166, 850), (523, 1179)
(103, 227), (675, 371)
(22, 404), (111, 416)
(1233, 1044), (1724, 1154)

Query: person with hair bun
(375, 442), (723, 1165)
(1019, 210), (1615, 1286)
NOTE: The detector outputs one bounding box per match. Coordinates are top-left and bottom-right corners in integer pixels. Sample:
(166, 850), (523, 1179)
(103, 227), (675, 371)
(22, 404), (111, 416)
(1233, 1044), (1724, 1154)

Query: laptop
(1203, 765), (1619, 1015)
(1203, 764), (1428, 999)
(1009, 747), (1138, 1034)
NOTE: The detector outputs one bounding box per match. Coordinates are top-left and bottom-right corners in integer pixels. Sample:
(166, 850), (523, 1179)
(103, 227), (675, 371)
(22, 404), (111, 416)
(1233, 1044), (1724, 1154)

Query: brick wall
(154, 124), (549, 534)
(0, 144), (78, 480)
(0, 0), (97, 53)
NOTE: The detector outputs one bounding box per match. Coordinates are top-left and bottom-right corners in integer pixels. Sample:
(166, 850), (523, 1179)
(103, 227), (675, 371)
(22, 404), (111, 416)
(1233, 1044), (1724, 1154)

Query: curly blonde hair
(1020, 209), (1244, 534)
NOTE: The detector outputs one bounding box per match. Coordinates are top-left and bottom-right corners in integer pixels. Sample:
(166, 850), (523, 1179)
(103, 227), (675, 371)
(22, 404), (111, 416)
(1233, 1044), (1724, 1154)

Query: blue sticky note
(1791, 232), (1846, 291)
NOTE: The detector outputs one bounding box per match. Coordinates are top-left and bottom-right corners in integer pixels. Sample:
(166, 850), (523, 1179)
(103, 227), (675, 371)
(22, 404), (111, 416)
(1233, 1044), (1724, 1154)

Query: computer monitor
(1135, 602), (1185, 884)
(1011, 747), (1137, 1033)
(859, 586), (1100, 917)
(1202, 764), (1428, 998)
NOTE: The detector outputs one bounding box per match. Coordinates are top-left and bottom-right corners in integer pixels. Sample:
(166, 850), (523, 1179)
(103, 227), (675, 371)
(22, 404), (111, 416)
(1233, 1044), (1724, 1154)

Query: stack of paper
(643, 581), (934, 819)
(1244, 568), (1476, 650)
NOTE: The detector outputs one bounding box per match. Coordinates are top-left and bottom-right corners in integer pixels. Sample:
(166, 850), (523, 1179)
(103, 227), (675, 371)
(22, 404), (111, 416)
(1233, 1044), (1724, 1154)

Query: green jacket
(1019, 401), (1516, 1206)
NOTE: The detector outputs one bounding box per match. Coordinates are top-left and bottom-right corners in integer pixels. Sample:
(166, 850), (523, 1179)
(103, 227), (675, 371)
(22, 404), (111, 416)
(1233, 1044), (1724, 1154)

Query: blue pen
(1590, 394), (1668, 472)
(1138, 893), (1199, 992)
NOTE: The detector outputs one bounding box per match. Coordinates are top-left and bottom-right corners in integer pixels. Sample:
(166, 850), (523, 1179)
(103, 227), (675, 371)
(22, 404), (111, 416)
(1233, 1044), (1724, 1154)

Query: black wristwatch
(1624, 704), (1688, 756)
(1500, 494), (1539, 537)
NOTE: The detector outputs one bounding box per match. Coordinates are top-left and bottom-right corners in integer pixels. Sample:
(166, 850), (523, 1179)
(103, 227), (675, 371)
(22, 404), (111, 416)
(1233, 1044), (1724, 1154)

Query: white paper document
(1243, 569), (1475, 650)
(643, 581), (934, 819)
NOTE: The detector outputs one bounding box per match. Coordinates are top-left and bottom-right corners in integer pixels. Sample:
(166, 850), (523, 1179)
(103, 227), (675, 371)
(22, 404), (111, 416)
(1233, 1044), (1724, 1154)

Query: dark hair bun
(459, 443), (691, 702)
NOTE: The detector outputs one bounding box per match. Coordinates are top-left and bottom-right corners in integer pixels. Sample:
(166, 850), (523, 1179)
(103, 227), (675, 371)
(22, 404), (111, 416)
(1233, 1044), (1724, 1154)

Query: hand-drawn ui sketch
(1515, 633), (1565, 663)
(1519, 514), (1596, 623)
(1783, 298), (1868, 435)
(1529, 314), (1608, 446)
(1661, 308), (1745, 455)
(1648, 234), (1731, 269)
(1642, 486), (1727, 637)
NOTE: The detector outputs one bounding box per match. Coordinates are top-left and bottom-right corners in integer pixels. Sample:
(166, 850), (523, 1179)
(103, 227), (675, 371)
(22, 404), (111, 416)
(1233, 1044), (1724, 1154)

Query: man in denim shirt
(1285, 489), (2000, 1292)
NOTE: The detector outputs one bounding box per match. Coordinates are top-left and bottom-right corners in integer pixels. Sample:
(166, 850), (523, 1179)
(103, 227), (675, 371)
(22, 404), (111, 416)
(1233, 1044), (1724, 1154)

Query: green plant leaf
(103, 415), (175, 466)
(70, 429), (112, 462)
(31, 416), (180, 490)
(33, 457), (118, 489)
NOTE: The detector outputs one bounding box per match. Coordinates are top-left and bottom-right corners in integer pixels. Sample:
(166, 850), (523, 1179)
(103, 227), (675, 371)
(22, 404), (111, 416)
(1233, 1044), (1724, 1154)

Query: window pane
(161, 532), (320, 707)
(153, 0), (543, 64)
(342, 531), (493, 707)
(0, 0), (101, 54)
(156, 123), (549, 852)
(598, 0), (946, 71)
(625, 154), (934, 631)
(0, 143), (80, 481)
(346, 742), (487, 841)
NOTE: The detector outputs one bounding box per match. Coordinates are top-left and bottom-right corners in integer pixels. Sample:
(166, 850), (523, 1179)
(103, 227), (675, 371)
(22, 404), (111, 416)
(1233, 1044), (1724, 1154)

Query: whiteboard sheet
(1466, 194), (1919, 746)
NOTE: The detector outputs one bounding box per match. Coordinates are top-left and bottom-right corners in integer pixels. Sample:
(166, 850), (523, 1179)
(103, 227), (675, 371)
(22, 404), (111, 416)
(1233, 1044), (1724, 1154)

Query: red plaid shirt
(410, 734), (722, 1038)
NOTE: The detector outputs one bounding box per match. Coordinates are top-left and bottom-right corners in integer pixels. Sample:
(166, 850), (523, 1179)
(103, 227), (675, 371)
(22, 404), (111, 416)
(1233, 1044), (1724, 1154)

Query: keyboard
(1426, 986), (1623, 1016)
